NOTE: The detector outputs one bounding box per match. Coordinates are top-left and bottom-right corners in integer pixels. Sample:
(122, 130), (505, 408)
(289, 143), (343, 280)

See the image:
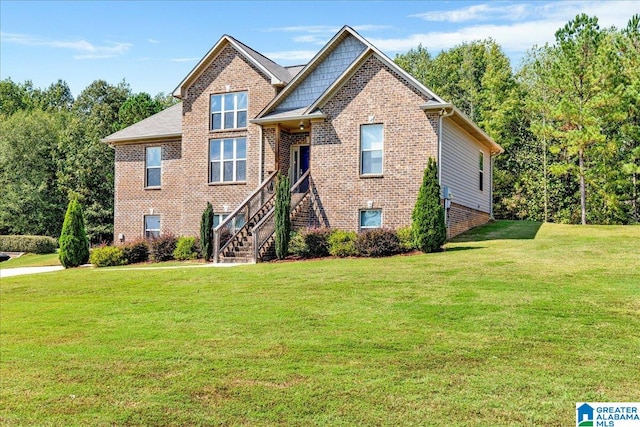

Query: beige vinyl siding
(440, 118), (490, 213)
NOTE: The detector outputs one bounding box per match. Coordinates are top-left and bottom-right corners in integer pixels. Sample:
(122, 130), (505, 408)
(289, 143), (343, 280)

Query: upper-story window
(479, 151), (484, 191)
(210, 91), (247, 130)
(209, 138), (247, 183)
(145, 146), (161, 187)
(361, 124), (383, 175)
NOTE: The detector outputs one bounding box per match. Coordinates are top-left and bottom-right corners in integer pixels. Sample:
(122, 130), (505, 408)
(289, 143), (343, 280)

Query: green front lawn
(1, 221), (638, 426)
(0, 252), (61, 268)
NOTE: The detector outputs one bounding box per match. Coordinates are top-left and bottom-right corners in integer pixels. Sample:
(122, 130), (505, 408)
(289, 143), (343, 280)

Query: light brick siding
(308, 54), (439, 231)
(112, 38), (494, 244)
(113, 44), (278, 241)
(447, 202), (490, 238)
(114, 141), (182, 243)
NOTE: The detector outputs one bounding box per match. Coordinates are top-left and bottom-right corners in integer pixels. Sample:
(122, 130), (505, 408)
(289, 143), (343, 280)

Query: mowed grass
(1, 221), (638, 426)
(0, 252), (61, 268)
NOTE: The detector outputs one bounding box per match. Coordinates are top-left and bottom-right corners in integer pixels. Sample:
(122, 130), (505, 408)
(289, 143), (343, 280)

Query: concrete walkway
(1, 265), (65, 278)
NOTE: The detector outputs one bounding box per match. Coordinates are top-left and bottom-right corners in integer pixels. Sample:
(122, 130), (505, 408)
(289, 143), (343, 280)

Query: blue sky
(1, 1), (637, 97)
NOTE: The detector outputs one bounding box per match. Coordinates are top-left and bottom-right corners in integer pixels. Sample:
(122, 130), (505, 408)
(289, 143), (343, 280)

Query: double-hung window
(210, 91), (247, 130)
(145, 146), (161, 187)
(361, 124), (383, 175)
(144, 215), (160, 239)
(360, 209), (382, 230)
(479, 151), (484, 191)
(209, 138), (247, 183)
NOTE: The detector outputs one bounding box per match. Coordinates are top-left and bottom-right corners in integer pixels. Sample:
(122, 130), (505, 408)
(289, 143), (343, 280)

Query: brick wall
(114, 140), (182, 243)
(309, 53), (439, 231)
(446, 202), (490, 238)
(113, 42), (278, 241)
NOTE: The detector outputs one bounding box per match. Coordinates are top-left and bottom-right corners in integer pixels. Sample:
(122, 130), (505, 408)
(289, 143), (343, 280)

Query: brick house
(102, 26), (503, 262)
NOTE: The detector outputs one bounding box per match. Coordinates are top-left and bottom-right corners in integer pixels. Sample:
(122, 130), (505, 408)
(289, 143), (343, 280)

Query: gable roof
(172, 35), (293, 99)
(253, 26), (502, 155)
(101, 102), (182, 144)
(255, 26), (446, 121)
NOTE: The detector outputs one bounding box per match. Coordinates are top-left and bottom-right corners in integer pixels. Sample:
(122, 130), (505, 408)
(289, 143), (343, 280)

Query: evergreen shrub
(58, 197), (90, 268)
(328, 230), (358, 257)
(396, 226), (416, 252)
(173, 236), (199, 260)
(0, 235), (58, 253)
(89, 245), (125, 267)
(412, 158), (447, 253)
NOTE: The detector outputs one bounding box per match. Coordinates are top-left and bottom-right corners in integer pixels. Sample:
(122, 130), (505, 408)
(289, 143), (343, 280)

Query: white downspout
(437, 107), (454, 186)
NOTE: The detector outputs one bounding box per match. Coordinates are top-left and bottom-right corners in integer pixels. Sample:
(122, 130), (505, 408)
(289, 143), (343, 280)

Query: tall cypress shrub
(412, 158), (447, 253)
(58, 197), (90, 268)
(200, 201), (214, 261)
(274, 173), (291, 259)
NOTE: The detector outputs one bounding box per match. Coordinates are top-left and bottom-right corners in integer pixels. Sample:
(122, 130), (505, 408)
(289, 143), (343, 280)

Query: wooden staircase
(214, 171), (310, 264)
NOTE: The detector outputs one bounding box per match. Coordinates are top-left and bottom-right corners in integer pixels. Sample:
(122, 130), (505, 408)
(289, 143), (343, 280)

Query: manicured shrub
(412, 158), (447, 253)
(149, 234), (177, 262)
(173, 236), (199, 260)
(0, 235), (58, 254)
(275, 173), (291, 259)
(200, 202), (214, 261)
(328, 230), (358, 257)
(288, 231), (308, 257)
(58, 197), (90, 268)
(89, 245), (125, 267)
(121, 239), (149, 264)
(396, 226), (416, 253)
(288, 227), (332, 258)
(355, 228), (401, 257)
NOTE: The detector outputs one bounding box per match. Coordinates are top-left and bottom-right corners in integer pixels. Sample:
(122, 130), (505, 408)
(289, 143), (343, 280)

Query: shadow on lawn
(444, 246), (484, 252)
(451, 220), (543, 243)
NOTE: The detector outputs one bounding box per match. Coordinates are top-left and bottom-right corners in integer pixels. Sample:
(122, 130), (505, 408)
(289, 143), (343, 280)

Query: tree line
(0, 78), (176, 242)
(396, 13), (639, 224)
(1, 13), (638, 244)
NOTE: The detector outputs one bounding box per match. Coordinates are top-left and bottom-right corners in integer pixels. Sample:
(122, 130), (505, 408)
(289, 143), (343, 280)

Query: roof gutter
(100, 133), (182, 145)
(250, 111), (326, 125)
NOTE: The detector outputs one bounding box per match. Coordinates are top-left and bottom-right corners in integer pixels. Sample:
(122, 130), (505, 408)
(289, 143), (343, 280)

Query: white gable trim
(172, 36), (285, 98)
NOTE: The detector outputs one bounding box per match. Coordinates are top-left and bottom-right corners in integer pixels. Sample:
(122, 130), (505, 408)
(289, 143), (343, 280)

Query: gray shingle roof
(228, 36), (294, 84)
(101, 102), (182, 143)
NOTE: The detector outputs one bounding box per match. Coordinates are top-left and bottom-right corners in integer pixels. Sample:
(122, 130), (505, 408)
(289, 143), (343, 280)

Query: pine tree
(412, 158), (447, 253)
(274, 173), (291, 259)
(58, 197), (90, 268)
(200, 202), (214, 261)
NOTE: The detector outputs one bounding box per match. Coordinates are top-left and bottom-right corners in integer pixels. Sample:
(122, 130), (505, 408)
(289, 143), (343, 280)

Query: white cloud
(378, 0), (638, 65)
(0, 32), (131, 59)
(262, 50), (318, 62)
(410, 3), (529, 23)
(147, 38), (160, 44)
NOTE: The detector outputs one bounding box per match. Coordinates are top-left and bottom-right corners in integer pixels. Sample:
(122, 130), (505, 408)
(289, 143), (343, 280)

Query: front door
(290, 145), (310, 184)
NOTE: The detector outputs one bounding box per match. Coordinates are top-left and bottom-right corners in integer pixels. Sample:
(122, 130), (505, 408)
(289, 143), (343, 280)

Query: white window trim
(144, 215), (160, 239)
(210, 92), (247, 130)
(145, 146), (161, 188)
(359, 209), (383, 230)
(360, 123), (384, 176)
(209, 138), (247, 184)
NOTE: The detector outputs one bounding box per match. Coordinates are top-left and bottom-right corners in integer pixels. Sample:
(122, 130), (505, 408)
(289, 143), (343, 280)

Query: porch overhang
(250, 111), (326, 132)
